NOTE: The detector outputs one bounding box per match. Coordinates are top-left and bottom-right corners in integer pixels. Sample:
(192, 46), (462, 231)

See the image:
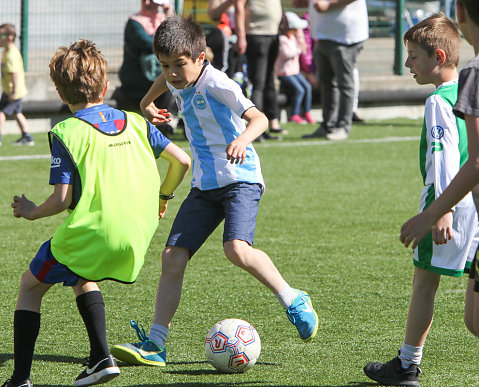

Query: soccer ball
(204, 318), (261, 373)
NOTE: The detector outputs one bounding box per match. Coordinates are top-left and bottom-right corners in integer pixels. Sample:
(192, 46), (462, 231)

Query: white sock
(275, 283), (298, 309)
(148, 324), (169, 348)
(398, 342), (423, 368)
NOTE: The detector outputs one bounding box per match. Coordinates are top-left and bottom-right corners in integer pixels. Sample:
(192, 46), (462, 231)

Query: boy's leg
(465, 256), (479, 336)
(13, 112), (28, 136)
(73, 280), (119, 386)
(110, 246), (190, 366)
(8, 270), (52, 385)
(403, 267), (441, 352)
(223, 239), (318, 342)
(153, 246), (190, 328)
(364, 267), (439, 386)
(12, 113), (34, 145)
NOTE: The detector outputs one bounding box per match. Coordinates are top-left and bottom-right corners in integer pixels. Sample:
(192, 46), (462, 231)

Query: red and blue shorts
(29, 239), (79, 286)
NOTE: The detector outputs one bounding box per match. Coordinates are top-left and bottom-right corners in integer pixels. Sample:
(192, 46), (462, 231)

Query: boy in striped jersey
(364, 14), (478, 386)
(111, 16), (318, 367)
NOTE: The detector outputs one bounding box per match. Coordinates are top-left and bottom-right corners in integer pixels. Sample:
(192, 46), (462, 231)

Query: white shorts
(414, 206), (478, 276)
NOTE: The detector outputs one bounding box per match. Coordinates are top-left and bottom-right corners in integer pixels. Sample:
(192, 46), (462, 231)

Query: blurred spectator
(275, 12), (314, 124)
(235, 0), (284, 139)
(0, 23), (33, 146)
(303, 0), (369, 141)
(115, 0), (174, 116)
(298, 12), (319, 91)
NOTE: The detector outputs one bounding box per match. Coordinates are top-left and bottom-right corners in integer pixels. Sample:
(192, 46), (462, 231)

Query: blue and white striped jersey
(167, 63), (265, 191)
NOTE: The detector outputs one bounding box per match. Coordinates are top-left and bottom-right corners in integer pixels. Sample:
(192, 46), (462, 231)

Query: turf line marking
(0, 154), (50, 161)
(0, 136), (420, 162)
(257, 136), (420, 148)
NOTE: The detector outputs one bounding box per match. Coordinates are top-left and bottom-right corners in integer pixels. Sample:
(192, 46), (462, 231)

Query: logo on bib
(193, 94), (207, 110)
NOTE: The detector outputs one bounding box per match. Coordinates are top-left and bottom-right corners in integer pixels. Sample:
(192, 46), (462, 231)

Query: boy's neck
(68, 101), (104, 114)
(434, 67), (458, 88)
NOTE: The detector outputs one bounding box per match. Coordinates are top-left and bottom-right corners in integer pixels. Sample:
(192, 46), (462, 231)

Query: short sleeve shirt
(50, 104), (170, 202)
(454, 54), (479, 119)
(1, 44), (27, 99)
(166, 63), (264, 190)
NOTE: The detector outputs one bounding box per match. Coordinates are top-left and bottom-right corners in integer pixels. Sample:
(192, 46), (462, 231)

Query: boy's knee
(223, 240), (250, 268)
(162, 246), (189, 274)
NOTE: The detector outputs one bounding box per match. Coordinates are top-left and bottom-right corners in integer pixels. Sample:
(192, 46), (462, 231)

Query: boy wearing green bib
(4, 39), (190, 387)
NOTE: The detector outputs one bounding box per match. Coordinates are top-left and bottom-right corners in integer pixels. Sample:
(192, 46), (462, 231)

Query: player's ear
(435, 49), (446, 66)
(197, 51), (206, 65)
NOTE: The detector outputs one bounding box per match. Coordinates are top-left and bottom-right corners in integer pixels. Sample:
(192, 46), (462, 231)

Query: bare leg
(223, 239), (285, 293)
(16, 269), (53, 312)
(13, 112), (29, 136)
(464, 278), (479, 337)
(0, 111), (6, 140)
(153, 246), (190, 327)
(404, 267), (440, 346)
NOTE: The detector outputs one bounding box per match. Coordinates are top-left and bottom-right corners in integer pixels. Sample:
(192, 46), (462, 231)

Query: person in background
(0, 23), (32, 146)
(275, 12), (315, 124)
(116, 0), (174, 133)
(302, 0), (368, 141)
(235, 0), (284, 140)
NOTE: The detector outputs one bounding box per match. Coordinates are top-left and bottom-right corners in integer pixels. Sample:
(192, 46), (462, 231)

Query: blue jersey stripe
(182, 88), (219, 188)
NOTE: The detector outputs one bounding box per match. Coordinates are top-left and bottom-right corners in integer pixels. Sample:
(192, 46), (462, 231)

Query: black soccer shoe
(1, 378), (33, 387)
(73, 355), (120, 386)
(364, 356), (421, 386)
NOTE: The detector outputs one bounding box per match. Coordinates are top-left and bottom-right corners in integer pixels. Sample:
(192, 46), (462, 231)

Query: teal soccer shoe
(285, 289), (318, 342)
(110, 320), (166, 366)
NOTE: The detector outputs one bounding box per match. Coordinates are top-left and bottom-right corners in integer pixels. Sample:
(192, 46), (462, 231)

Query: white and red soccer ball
(204, 318), (261, 373)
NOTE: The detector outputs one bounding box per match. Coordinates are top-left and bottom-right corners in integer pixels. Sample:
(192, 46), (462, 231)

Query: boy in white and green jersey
(364, 14), (478, 386)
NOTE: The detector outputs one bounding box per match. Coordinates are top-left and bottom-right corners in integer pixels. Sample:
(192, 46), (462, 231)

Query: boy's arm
(313, 0), (356, 12)
(140, 74), (171, 125)
(12, 183), (73, 221)
(401, 114), (479, 248)
(9, 72), (19, 101)
(226, 107), (267, 164)
(157, 142), (191, 218)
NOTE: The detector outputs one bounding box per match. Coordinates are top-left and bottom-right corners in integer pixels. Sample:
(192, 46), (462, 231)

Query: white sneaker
(326, 128), (349, 141)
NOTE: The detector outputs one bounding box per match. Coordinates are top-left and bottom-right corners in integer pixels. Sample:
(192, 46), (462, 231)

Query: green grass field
(1, 119), (478, 386)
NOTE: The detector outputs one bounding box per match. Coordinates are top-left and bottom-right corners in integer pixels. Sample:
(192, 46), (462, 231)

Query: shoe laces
(286, 296), (306, 324)
(130, 320), (148, 342)
(81, 357), (90, 367)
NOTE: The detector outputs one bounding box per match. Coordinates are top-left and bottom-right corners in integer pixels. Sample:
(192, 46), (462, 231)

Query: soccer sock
(11, 310), (41, 384)
(149, 324), (169, 348)
(398, 342), (423, 368)
(76, 290), (110, 365)
(275, 282), (298, 309)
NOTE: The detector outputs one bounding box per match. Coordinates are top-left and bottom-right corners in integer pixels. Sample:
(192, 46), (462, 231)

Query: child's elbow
(177, 153), (192, 173)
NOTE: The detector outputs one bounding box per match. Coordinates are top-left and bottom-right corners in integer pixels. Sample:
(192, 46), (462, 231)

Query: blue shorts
(29, 239), (80, 286)
(166, 182), (263, 256)
(0, 93), (23, 116)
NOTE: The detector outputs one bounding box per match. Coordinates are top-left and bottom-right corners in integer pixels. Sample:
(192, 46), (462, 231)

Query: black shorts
(0, 92), (23, 115)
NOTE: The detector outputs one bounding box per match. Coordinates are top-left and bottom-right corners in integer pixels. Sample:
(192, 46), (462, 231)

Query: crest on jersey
(431, 125), (444, 139)
(193, 93), (207, 110)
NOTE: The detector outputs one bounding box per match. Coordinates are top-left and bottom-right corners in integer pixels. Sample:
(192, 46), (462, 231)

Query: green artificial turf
(1, 118), (477, 386)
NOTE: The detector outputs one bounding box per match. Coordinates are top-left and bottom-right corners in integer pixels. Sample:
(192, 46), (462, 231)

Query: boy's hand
(431, 211), (453, 245)
(142, 102), (172, 125)
(159, 199), (168, 219)
(226, 139), (247, 164)
(400, 210), (436, 249)
(12, 194), (37, 220)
